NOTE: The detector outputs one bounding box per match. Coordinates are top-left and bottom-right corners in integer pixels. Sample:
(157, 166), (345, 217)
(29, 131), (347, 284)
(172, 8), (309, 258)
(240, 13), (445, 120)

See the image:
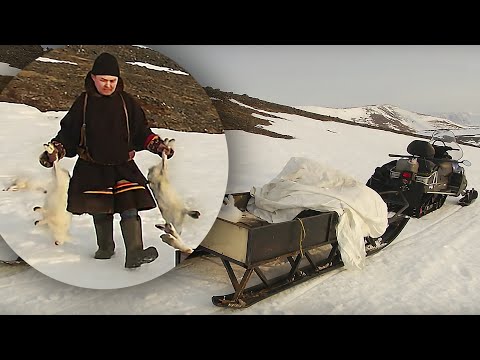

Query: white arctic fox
(3, 176), (47, 193)
(33, 143), (72, 246)
(147, 139), (200, 254)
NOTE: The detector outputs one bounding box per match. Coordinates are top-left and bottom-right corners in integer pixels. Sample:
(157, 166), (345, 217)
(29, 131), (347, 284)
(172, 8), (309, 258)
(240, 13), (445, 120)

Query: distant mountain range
(294, 105), (480, 147)
(205, 89), (480, 148)
(296, 104), (467, 133)
(430, 111), (480, 128)
(1, 45), (479, 148)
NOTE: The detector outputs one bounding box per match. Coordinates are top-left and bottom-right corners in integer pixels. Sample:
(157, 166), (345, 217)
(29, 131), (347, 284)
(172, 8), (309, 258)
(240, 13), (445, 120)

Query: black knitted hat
(91, 52), (120, 77)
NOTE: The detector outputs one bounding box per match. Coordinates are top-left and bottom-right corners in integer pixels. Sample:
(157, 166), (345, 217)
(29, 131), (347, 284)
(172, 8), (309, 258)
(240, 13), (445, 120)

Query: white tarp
(246, 157), (388, 270)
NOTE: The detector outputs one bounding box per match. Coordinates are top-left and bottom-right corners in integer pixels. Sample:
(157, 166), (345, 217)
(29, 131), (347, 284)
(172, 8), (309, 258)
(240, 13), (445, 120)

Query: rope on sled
(297, 218), (306, 257)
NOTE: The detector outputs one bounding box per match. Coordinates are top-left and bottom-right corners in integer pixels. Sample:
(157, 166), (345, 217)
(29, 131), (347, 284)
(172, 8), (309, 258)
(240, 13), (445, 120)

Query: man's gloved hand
(146, 135), (175, 159)
(39, 141), (66, 168)
(163, 146), (175, 159)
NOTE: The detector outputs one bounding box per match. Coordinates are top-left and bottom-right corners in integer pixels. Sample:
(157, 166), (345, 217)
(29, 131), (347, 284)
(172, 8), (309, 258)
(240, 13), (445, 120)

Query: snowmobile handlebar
(388, 154), (415, 158)
(433, 145), (459, 152)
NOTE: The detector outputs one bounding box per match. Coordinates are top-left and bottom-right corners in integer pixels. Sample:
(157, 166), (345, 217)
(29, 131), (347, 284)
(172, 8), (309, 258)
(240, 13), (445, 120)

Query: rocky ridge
(0, 45), (223, 134)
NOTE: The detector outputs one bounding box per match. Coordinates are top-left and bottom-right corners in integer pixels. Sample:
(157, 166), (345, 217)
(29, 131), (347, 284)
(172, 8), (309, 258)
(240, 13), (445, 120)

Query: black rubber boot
(93, 214), (115, 259)
(120, 215), (158, 268)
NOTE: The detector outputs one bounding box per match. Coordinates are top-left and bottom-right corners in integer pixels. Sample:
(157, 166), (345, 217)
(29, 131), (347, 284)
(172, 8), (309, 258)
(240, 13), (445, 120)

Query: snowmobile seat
(407, 140), (435, 159)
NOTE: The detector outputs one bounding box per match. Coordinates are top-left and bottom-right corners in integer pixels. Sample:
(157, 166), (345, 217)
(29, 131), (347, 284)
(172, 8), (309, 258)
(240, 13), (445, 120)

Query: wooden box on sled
(198, 192), (339, 268)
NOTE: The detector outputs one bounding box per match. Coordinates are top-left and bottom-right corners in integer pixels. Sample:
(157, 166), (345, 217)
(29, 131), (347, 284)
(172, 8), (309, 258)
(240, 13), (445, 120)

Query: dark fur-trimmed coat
(52, 72), (160, 215)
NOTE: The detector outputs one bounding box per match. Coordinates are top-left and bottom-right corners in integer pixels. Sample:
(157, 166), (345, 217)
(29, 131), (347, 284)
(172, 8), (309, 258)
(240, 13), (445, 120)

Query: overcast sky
(44, 45), (480, 116)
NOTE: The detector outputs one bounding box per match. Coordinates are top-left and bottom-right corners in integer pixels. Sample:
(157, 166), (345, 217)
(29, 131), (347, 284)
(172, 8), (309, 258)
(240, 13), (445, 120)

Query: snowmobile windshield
(429, 130), (463, 161)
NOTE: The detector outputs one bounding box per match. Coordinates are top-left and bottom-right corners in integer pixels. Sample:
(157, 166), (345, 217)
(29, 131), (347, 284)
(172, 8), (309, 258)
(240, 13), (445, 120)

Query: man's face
(91, 74), (118, 96)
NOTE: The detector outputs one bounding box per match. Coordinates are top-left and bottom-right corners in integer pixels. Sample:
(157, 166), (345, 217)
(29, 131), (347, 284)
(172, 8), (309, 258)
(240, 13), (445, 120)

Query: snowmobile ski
(458, 188), (478, 207)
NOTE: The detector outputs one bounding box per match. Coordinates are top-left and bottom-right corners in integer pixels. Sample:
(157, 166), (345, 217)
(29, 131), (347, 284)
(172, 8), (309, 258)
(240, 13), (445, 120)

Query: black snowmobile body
(367, 130), (477, 219)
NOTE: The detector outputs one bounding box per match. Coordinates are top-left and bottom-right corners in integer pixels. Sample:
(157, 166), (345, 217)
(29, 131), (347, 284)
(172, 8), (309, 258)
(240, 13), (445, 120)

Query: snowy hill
(430, 111), (480, 128)
(296, 104), (467, 134)
(205, 88), (480, 147)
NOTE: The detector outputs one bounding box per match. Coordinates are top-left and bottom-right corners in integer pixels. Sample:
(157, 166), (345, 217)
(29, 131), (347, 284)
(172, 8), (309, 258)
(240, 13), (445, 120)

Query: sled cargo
(197, 192), (408, 308)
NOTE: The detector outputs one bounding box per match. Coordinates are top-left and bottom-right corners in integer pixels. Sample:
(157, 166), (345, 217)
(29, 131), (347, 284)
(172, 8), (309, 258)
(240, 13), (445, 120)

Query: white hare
(33, 143), (72, 246)
(147, 139), (200, 253)
(155, 223), (193, 254)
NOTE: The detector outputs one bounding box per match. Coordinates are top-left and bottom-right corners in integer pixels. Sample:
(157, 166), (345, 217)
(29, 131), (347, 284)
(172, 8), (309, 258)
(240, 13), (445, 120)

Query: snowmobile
(367, 130), (477, 222)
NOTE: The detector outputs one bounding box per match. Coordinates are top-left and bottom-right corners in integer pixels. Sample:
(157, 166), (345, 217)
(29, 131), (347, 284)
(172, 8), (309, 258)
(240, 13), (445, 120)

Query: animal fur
(33, 143), (72, 246)
(4, 177), (47, 193)
(147, 138), (199, 253)
(155, 223), (193, 254)
(218, 194), (246, 223)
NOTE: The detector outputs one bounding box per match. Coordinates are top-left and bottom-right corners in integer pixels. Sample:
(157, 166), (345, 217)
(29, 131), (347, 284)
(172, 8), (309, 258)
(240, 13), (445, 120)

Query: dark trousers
(93, 209), (138, 222)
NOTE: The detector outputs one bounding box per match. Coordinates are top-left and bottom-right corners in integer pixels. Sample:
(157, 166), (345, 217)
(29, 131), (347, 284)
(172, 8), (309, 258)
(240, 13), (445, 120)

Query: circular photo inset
(0, 45), (228, 289)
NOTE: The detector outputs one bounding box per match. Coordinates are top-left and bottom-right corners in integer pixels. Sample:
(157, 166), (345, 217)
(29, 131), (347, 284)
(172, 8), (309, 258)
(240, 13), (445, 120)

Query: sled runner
(0, 257), (27, 266)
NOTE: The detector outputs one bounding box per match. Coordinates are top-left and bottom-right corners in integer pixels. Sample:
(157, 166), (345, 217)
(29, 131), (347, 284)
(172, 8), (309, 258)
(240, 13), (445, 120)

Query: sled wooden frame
(199, 239), (343, 309)
(198, 191), (410, 308)
(198, 192), (343, 308)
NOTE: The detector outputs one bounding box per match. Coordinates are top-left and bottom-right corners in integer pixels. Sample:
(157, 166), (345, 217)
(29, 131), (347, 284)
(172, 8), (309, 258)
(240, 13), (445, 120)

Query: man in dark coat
(39, 52), (174, 269)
